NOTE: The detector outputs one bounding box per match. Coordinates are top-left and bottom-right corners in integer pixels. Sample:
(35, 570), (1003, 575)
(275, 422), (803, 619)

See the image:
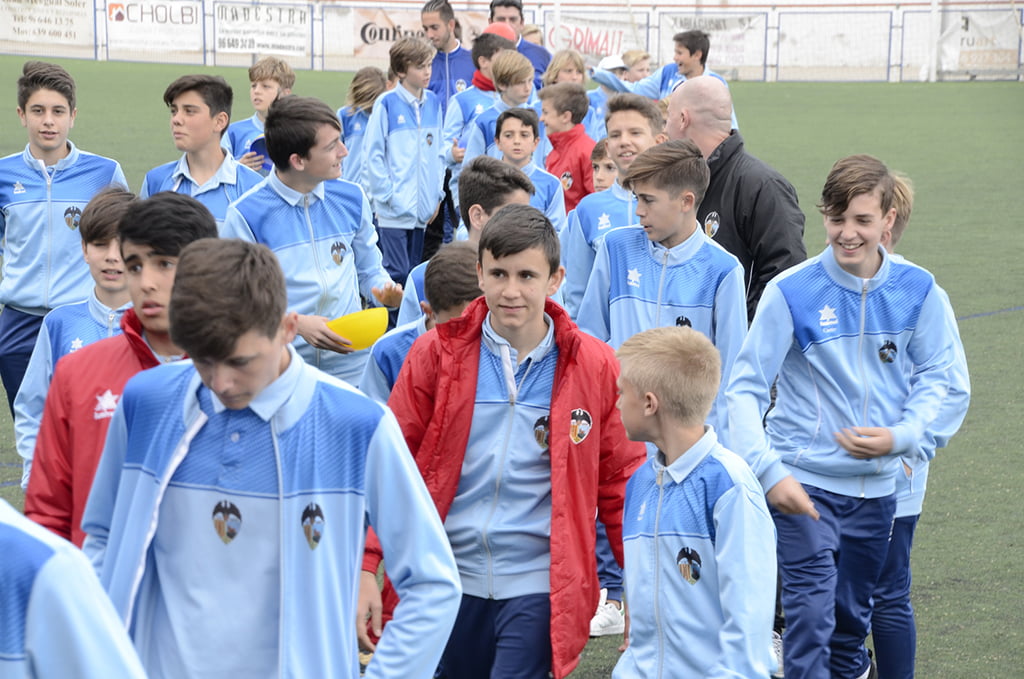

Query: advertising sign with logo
(107, 1), (203, 52)
(214, 1), (311, 56)
(542, 12), (649, 65)
(1, 0), (93, 46)
(342, 8), (490, 60)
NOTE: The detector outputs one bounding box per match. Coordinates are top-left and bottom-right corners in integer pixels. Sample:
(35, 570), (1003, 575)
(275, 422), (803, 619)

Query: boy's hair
(591, 138), (609, 163)
(421, 0), (455, 23)
(79, 187), (137, 244)
(491, 50), (534, 89)
(17, 61), (75, 111)
(496, 107), (539, 139)
(616, 325), (721, 426)
(248, 56), (296, 90)
(537, 82), (589, 125)
(478, 204), (560, 275)
(458, 156), (534, 226)
(605, 93), (663, 136)
(264, 96), (341, 169)
(424, 243), (481, 312)
(521, 24), (543, 44)
(118, 192), (217, 256)
(673, 30), (711, 66)
(488, 0), (524, 22)
(170, 239), (287, 361)
(163, 75), (233, 131)
(390, 36), (434, 77)
(346, 67), (388, 113)
(623, 139), (709, 206)
(889, 172), (914, 247)
(541, 49), (586, 87)
(817, 154), (895, 218)
(471, 32), (515, 70)
(622, 49), (651, 68)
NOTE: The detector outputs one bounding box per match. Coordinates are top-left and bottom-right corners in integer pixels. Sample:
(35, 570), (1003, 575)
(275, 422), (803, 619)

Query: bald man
(668, 76), (806, 321)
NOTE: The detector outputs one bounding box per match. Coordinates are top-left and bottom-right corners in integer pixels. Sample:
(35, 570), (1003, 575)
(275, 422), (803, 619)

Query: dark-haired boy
(365, 204), (645, 678)
(0, 61), (128, 414)
(82, 238), (459, 679)
(224, 56), (295, 173)
(25, 193), (217, 547)
(14, 188), (135, 490)
(495, 108), (566, 234)
(141, 74), (262, 226)
(538, 82), (595, 211)
(578, 139), (746, 444)
(223, 95), (402, 386)
(360, 243), (479, 403)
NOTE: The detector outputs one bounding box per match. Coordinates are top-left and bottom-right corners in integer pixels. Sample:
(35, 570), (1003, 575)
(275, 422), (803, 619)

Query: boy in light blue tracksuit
(81, 238), (460, 679)
(140, 75), (262, 226)
(0, 61), (128, 413)
(362, 37), (446, 284)
(560, 94), (666, 319)
(14, 188), (135, 489)
(223, 96), (403, 386)
(494, 108), (567, 235)
(578, 140), (747, 446)
(726, 155), (958, 679)
(222, 57), (295, 174)
(613, 326), (776, 679)
(338, 67), (389, 185)
(0, 498), (147, 679)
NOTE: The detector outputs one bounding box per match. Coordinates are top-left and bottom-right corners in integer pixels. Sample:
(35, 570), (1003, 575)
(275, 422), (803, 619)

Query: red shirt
(546, 123), (596, 212)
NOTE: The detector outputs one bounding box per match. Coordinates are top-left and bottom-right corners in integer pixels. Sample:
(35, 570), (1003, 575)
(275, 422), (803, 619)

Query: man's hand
(451, 141), (466, 164)
(356, 570), (383, 652)
(372, 282), (404, 309)
(296, 314), (354, 353)
(238, 151), (265, 171)
(766, 475), (820, 520)
(835, 427), (894, 459)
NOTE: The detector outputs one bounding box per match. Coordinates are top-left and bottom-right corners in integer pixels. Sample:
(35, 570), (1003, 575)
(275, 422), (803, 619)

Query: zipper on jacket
(107, 311), (117, 336)
(654, 467), (666, 679)
(44, 164), (54, 309)
(655, 249), (669, 326)
(271, 418), (286, 677)
(303, 195), (330, 367)
(857, 281), (868, 497)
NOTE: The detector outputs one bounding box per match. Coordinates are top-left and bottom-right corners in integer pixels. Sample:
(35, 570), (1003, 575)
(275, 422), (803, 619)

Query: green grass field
(1, 54), (1022, 676)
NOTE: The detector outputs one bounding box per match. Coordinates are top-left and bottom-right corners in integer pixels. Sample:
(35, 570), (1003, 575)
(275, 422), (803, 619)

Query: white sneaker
(589, 588), (625, 637)
(771, 630), (784, 678)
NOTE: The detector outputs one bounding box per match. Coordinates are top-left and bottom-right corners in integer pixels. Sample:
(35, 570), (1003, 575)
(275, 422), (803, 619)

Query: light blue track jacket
(222, 172), (393, 384)
(726, 246), (957, 498)
(523, 161), (567, 234)
(462, 98), (550, 170)
(579, 225), (746, 442)
(591, 64), (739, 129)
(362, 86), (445, 230)
(614, 428), (776, 679)
(0, 143), (127, 314)
(0, 498), (147, 679)
(560, 181), (637, 318)
(338, 106), (371, 185)
(14, 292), (129, 488)
(81, 351), (460, 679)
(360, 316), (428, 404)
(442, 85), (499, 211)
(140, 151), (262, 225)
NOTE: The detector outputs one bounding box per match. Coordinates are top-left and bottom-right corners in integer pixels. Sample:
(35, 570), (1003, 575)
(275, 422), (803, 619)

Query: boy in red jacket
(539, 82), (595, 211)
(361, 204), (644, 678)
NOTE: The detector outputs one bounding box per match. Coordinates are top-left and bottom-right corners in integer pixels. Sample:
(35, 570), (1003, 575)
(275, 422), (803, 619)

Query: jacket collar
(87, 289), (131, 326)
(645, 222), (704, 266)
(547, 123), (588, 149)
(705, 130), (744, 175)
(120, 308), (166, 369)
(819, 244), (892, 293)
(21, 140), (79, 172)
(170, 151), (243, 192)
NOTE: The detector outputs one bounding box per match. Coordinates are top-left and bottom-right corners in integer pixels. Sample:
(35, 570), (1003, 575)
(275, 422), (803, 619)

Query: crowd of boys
(1, 2), (969, 677)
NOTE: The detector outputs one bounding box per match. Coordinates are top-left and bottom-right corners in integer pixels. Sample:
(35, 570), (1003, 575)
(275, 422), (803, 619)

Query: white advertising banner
(940, 10), (1020, 71)
(542, 12), (649, 64)
(1, 0), (93, 47)
(658, 13), (767, 72)
(345, 8), (490, 60)
(214, 1), (311, 56)
(106, 1), (203, 52)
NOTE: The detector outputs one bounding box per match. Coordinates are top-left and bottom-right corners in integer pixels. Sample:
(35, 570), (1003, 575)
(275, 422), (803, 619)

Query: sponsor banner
(347, 8), (490, 60)
(107, 1), (203, 52)
(943, 10), (1020, 71)
(1, 0), (93, 46)
(659, 13), (767, 70)
(214, 1), (311, 56)
(542, 12), (649, 65)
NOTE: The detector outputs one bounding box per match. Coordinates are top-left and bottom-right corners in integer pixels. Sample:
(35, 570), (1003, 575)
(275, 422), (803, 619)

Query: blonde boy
(224, 56), (295, 173)
(614, 326), (775, 678)
(462, 50), (542, 164)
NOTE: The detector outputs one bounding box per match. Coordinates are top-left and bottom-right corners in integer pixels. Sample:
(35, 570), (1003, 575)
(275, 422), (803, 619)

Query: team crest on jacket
(560, 171), (573, 191)
(212, 500), (242, 544)
(456, 79), (467, 92)
(703, 211), (719, 238)
(331, 240), (348, 265)
(878, 340), (897, 363)
(64, 205), (82, 230)
(302, 502), (325, 550)
(569, 408), (592, 444)
(677, 546), (701, 584)
(426, 133), (434, 146)
(534, 415), (550, 450)
(675, 316), (691, 327)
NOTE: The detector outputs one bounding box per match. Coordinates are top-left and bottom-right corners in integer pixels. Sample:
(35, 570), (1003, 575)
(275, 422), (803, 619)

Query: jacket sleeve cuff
(759, 460), (790, 495)
(889, 423), (916, 457)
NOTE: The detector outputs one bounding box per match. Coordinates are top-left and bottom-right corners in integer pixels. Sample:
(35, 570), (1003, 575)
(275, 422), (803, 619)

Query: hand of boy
(371, 282), (404, 309)
(618, 601), (630, 653)
(356, 570), (383, 652)
(238, 151), (265, 171)
(835, 426), (894, 459)
(767, 476), (820, 520)
(452, 140), (465, 163)
(296, 314), (354, 353)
